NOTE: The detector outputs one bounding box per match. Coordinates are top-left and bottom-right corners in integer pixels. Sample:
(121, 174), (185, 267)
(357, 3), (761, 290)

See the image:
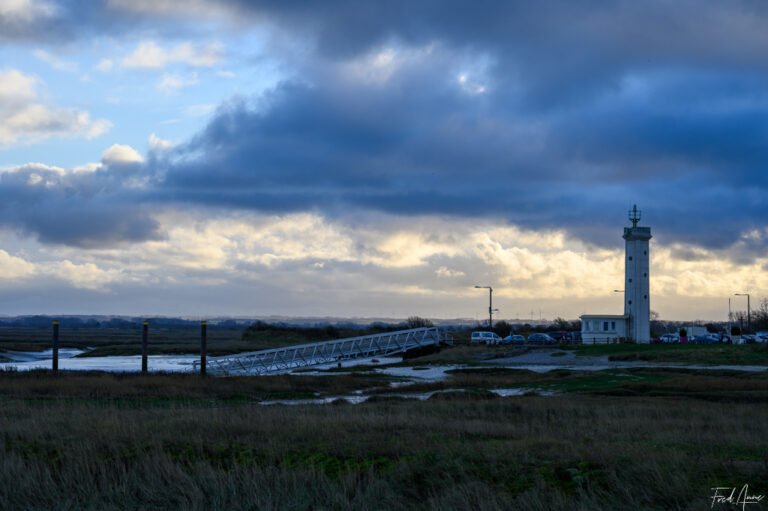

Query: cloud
(106, 0), (236, 19)
(3, 0), (768, 263)
(33, 49), (78, 72)
(156, 72), (198, 92)
(130, 18), (765, 256)
(0, 159), (162, 247)
(121, 40), (222, 69)
(148, 133), (173, 151)
(0, 249), (36, 279)
(48, 260), (123, 291)
(95, 58), (114, 72)
(0, 69), (111, 145)
(0, 0), (56, 20)
(101, 144), (143, 164)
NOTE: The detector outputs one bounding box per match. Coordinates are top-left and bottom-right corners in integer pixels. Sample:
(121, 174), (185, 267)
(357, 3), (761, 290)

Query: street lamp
(474, 285), (498, 329)
(735, 293), (751, 333)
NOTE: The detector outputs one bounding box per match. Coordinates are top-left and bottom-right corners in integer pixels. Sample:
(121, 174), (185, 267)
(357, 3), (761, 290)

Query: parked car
(755, 332), (768, 342)
(692, 335), (718, 344)
(471, 331), (502, 345)
(660, 333), (679, 343)
(527, 333), (556, 344)
(502, 334), (526, 344)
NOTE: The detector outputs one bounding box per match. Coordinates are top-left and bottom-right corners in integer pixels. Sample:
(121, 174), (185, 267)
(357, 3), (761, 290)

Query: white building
(581, 314), (628, 343)
(581, 205), (652, 344)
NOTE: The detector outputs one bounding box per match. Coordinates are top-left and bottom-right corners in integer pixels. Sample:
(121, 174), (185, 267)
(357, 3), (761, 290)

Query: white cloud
(0, 205), (765, 319)
(0, 69), (111, 145)
(45, 260), (123, 291)
(436, 266), (465, 278)
(148, 133), (173, 151)
(457, 73), (487, 95)
(0, 68), (36, 103)
(121, 40), (223, 69)
(33, 49), (78, 72)
(107, 0), (234, 19)
(95, 58), (114, 72)
(156, 72), (198, 92)
(0, 0), (56, 21)
(101, 144), (143, 164)
(0, 249), (36, 279)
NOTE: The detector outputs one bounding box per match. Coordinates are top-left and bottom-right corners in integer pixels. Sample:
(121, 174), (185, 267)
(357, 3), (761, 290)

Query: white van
(471, 331), (502, 345)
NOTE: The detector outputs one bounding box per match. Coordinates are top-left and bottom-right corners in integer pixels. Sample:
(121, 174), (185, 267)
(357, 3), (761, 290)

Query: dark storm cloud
(0, 164), (162, 247)
(153, 53), (768, 250)
(4, 0), (768, 255)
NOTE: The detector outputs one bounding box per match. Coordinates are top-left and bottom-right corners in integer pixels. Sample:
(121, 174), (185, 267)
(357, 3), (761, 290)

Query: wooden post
(200, 320), (207, 376)
(141, 320), (149, 373)
(52, 320), (59, 373)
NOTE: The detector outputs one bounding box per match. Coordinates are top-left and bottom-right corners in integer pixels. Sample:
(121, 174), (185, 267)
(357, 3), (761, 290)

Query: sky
(0, 0), (767, 321)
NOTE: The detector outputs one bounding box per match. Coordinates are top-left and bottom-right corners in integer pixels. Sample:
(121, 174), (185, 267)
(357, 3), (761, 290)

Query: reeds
(1, 371), (766, 510)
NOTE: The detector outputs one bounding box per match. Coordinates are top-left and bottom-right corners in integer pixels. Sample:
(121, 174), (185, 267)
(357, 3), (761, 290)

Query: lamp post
(474, 285), (498, 330)
(735, 293), (751, 333)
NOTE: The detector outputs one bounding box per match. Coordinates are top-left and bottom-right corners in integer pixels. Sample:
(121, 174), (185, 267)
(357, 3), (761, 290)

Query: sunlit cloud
(101, 144), (143, 164)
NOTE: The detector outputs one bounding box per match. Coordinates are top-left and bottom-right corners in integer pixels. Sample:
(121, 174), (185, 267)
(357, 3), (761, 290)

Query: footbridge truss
(203, 327), (447, 376)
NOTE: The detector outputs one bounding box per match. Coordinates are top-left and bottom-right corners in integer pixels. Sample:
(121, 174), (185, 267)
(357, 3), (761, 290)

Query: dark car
(548, 331), (567, 342)
(527, 333), (555, 344)
(502, 334), (526, 344)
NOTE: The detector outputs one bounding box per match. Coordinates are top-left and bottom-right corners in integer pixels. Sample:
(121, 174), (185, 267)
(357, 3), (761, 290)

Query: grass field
(1, 369), (766, 510)
(570, 342), (768, 365)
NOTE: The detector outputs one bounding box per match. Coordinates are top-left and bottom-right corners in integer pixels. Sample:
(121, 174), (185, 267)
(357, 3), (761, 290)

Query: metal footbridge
(204, 327), (446, 376)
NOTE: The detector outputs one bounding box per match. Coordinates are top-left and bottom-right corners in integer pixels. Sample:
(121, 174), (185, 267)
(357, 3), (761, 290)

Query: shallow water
(1, 349), (766, 375)
(0, 349), (199, 373)
(258, 387), (551, 406)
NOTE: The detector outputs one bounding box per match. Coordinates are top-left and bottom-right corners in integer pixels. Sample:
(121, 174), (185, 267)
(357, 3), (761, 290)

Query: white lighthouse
(623, 205), (651, 343)
(580, 205), (653, 344)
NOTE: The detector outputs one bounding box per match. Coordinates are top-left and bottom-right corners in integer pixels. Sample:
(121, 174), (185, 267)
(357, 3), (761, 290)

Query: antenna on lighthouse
(628, 204), (641, 228)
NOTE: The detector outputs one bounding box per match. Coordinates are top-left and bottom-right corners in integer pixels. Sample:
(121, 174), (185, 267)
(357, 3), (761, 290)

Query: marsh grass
(0, 371), (393, 402)
(1, 371), (767, 509)
(572, 343), (768, 365)
(390, 367), (768, 403)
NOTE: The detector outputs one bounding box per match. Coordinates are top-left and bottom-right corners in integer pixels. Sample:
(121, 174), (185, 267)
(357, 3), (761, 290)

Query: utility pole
(474, 285), (498, 329)
(735, 293), (751, 333)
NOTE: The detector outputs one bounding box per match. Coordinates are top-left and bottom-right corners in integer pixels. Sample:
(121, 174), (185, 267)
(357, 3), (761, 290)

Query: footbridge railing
(204, 327), (446, 376)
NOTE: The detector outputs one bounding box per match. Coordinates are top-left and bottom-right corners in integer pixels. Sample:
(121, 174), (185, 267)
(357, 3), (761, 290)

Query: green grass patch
(574, 343), (768, 365)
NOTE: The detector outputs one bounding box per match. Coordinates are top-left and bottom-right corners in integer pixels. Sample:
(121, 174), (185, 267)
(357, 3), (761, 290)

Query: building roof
(579, 314), (629, 319)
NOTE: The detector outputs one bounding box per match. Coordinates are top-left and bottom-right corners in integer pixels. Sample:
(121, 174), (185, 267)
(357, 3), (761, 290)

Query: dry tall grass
(1, 372), (766, 509)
